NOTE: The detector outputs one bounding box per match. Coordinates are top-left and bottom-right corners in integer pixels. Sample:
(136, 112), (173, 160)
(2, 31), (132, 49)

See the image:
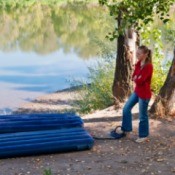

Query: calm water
(0, 1), (115, 112)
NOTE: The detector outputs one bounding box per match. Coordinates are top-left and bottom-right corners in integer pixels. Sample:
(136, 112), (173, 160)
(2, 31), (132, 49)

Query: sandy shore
(14, 88), (79, 114)
(0, 88), (174, 175)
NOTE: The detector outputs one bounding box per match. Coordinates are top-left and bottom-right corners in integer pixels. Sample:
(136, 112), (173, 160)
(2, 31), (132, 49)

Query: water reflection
(0, 1), (115, 57)
(0, 50), (91, 92)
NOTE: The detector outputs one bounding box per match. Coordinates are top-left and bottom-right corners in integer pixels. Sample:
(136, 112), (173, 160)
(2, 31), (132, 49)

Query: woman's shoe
(135, 137), (148, 143)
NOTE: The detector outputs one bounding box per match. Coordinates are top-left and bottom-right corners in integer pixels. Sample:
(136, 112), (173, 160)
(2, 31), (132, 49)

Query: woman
(111, 45), (153, 143)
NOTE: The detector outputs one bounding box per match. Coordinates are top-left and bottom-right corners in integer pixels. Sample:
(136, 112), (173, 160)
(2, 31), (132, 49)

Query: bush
(72, 55), (115, 114)
(151, 59), (169, 94)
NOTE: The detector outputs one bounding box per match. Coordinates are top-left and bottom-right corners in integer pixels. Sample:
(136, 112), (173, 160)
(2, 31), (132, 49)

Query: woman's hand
(133, 75), (137, 81)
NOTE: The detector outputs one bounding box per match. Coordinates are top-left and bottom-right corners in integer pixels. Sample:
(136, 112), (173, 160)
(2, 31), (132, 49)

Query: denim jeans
(121, 92), (150, 138)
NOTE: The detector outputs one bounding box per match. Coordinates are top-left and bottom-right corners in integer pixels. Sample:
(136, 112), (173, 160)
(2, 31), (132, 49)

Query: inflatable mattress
(0, 113), (83, 133)
(0, 127), (94, 158)
(0, 113), (94, 158)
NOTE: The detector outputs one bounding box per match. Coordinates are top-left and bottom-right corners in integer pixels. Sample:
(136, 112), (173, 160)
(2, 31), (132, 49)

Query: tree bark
(150, 48), (175, 117)
(112, 12), (139, 104)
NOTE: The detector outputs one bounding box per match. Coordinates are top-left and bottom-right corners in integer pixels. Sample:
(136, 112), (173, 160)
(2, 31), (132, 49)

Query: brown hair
(138, 45), (152, 64)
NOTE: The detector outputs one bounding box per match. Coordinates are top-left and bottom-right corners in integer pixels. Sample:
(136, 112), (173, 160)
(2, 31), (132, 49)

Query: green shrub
(151, 59), (169, 94)
(72, 55), (115, 114)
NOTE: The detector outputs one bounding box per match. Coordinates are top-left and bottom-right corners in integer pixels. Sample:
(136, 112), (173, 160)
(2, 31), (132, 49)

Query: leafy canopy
(99, 0), (175, 37)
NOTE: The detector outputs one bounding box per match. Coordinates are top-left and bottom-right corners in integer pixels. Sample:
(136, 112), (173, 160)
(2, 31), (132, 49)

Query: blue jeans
(121, 92), (150, 138)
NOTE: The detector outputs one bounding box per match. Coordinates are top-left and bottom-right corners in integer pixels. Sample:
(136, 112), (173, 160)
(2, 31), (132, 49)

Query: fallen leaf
(156, 158), (164, 162)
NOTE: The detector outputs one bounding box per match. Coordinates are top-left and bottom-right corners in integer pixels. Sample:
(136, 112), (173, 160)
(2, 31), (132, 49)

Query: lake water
(0, 1), (115, 113)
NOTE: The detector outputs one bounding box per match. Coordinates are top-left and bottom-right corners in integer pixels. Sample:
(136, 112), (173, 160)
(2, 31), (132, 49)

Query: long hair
(138, 45), (152, 64)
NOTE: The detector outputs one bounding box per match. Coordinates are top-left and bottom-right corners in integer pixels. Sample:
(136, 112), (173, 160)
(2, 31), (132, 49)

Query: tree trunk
(112, 12), (139, 104)
(150, 48), (175, 117)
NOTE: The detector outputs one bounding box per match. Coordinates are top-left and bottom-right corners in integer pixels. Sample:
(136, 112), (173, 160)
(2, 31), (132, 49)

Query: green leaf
(99, 0), (107, 5)
(163, 19), (170, 24)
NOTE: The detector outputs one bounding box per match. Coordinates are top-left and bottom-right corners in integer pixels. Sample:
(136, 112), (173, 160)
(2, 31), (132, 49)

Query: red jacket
(132, 60), (153, 99)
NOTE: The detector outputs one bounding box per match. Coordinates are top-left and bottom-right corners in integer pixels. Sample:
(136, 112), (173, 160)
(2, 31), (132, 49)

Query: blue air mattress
(0, 127), (94, 158)
(0, 113), (83, 133)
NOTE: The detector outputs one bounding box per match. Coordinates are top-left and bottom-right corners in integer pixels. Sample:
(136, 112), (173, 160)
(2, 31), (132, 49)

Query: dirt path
(0, 89), (174, 175)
